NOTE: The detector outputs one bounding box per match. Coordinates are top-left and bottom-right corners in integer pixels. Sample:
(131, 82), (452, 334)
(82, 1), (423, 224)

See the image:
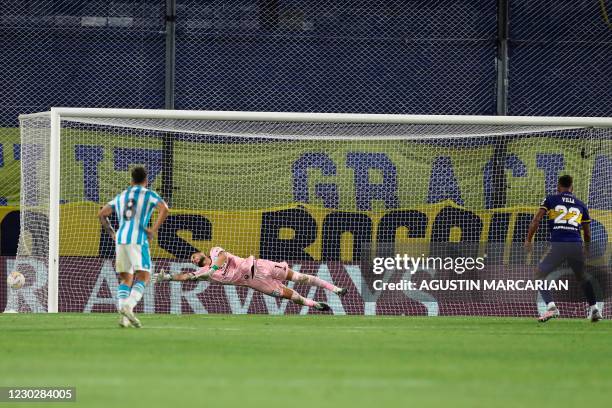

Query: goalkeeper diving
(155, 247), (347, 311)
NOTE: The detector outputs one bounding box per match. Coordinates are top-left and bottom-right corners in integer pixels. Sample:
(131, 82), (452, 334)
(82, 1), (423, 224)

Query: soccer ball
(7, 271), (25, 289)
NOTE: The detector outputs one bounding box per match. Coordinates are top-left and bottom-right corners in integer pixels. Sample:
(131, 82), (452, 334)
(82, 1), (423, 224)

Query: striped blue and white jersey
(108, 186), (163, 245)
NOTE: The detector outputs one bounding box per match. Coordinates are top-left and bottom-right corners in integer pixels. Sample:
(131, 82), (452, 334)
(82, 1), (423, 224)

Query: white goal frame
(19, 107), (612, 313)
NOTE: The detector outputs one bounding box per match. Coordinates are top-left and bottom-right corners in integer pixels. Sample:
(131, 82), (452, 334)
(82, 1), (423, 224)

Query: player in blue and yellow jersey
(525, 175), (601, 323)
(98, 166), (169, 328)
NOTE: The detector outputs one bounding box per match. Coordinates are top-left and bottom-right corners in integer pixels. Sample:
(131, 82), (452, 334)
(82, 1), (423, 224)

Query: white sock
(547, 302), (557, 310)
(117, 283), (131, 311)
(127, 281), (146, 309)
(127, 293), (143, 309)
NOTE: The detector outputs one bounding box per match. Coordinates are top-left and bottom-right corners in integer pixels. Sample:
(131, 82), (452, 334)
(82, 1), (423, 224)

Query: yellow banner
(2, 203), (609, 262)
(50, 202), (612, 262)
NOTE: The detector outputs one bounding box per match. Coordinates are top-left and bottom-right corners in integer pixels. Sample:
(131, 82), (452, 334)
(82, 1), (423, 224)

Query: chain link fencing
(508, 0), (612, 116)
(174, 0), (498, 115)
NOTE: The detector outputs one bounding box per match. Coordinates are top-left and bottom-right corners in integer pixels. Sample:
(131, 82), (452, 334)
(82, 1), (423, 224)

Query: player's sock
(582, 280), (597, 306)
(290, 271), (339, 292)
(117, 283), (131, 311)
(539, 289), (554, 306)
(290, 291), (317, 307)
(127, 280), (146, 309)
(546, 301), (556, 310)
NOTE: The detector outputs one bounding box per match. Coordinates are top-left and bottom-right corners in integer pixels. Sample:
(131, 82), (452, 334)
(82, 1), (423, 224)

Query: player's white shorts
(115, 243), (151, 274)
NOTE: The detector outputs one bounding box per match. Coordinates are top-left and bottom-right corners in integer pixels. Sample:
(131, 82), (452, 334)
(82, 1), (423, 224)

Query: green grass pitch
(1, 314), (611, 408)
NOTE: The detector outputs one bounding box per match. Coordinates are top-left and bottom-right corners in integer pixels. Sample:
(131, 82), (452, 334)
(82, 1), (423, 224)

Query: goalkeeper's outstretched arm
(154, 270), (208, 283)
(155, 251), (226, 283)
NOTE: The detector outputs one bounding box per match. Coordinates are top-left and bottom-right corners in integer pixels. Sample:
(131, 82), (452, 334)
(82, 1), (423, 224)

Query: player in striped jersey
(98, 166), (169, 328)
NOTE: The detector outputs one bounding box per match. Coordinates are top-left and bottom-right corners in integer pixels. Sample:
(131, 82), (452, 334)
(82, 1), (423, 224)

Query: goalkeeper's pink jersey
(197, 247), (255, 285)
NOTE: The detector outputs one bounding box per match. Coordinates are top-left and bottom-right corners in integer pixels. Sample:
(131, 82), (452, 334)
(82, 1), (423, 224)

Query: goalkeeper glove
(153, 270), (173, 283)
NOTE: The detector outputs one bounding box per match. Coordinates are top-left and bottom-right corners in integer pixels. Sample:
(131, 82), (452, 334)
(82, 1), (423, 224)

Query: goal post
(48, 109), (61, 313)
(13, 108), (612, 315)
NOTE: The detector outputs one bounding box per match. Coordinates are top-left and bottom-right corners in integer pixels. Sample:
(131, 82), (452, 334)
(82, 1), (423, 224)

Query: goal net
(9, 109), (612, 317)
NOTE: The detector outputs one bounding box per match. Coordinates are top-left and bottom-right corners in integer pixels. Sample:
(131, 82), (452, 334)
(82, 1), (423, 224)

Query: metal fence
(0, 0), (167, 125)
(174, 0), (498, 114)
(508, 0), (612, 116)
(2, 0), (610, 125)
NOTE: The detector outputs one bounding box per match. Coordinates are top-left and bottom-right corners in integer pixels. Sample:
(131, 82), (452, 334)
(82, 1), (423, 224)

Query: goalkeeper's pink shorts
(245, 259), (289, 297)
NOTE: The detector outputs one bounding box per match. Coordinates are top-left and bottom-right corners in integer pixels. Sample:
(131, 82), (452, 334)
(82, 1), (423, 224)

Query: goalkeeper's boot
(120, 304), (142, 328)
(118, 315), (131, 328)
(335, 287), (348, 297)
(538, 306), (560, 323)
(588, 306), (603, 323)
(314, 302), (331, 312)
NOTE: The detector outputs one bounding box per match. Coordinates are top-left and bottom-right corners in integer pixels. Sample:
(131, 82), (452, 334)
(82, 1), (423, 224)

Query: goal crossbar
(19, 107), (612, 128)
